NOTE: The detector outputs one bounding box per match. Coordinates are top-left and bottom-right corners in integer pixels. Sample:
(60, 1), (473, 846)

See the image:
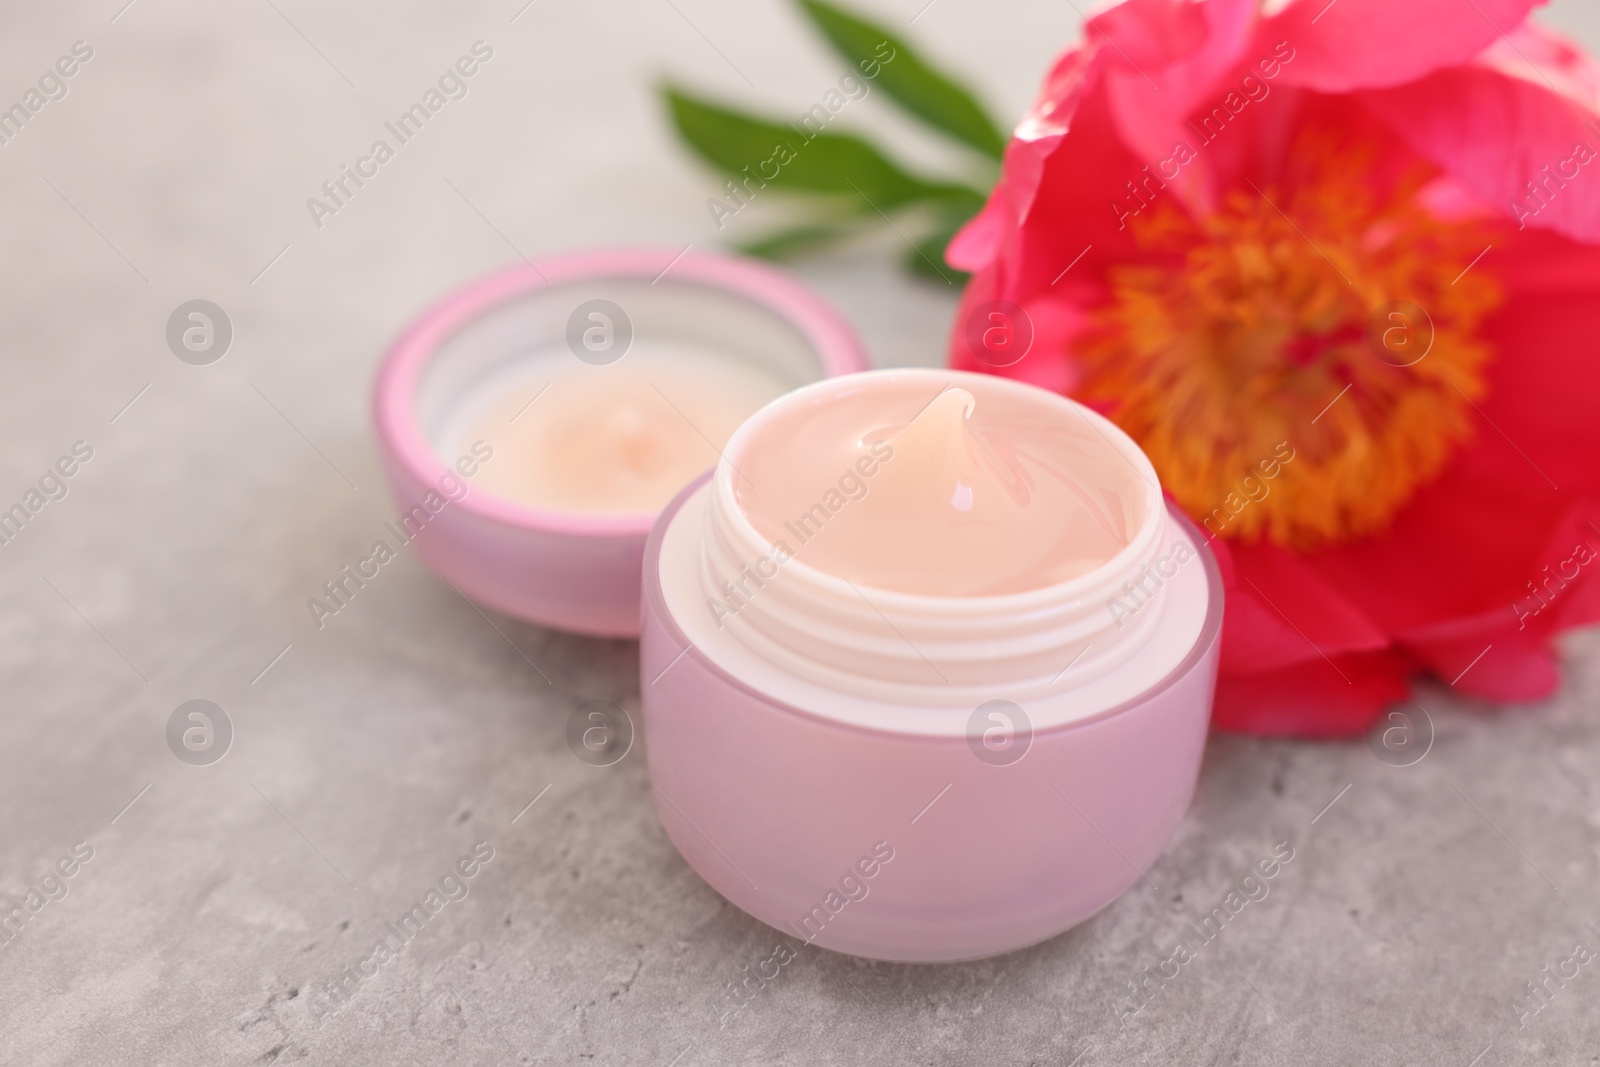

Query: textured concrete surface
(3, 1), (1599, 1064)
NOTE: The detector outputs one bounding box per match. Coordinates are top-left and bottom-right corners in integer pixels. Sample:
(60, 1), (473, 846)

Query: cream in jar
(640, 367), (1224, 962)
(731, 376), (1142, 596)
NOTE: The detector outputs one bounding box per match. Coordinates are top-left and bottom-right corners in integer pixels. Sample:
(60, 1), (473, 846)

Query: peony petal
(1474, 267), (1600, 494)
(1092, 0), (1260, 214)
(1086, 0), (1209, 71)
(1395, 499), (1600, 698)
(946, 75), (1151, 380)
(1492, 225), (1600, 293)
(945, 196), (1008, 274)
(1267, 0), (1544, 92)
(947, 46), (1099, 275)
(947, 269), (1086, 394)
(1212, 651), (1412, 736)
(1479, 20), (1600, 110)
(1360, 61), (1600, 243)
(1218, 542), (1391, 677)
(1410, 630), (1561, 702)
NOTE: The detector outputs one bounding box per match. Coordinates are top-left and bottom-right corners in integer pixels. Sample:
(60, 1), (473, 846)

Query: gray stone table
(2, 1), (1599, 1063)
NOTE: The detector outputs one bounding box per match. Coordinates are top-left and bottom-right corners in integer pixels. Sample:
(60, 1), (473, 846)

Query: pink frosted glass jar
(372, 247), (868, 637)
(640, 369), (1224, 962)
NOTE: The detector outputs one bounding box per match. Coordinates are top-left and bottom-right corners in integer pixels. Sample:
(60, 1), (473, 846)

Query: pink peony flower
(947, 0), (1600, 735)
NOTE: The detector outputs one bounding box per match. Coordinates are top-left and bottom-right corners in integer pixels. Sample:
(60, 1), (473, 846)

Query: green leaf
(664, 85), (974, 210)
(738, 221), (866, 260)
(905, 209), (972, 285)
(796, 0), (1007, 160)
(920, 185), (987, 219)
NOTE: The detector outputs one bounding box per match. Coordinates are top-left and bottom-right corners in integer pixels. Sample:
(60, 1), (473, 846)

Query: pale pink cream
(455, 344), (788, 515)
(732, 373), (1147, 596)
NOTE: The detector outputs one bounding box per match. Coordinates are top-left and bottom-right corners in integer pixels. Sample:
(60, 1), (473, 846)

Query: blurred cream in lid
(445, 342), (785, 516)
(372, 246), (869, 637)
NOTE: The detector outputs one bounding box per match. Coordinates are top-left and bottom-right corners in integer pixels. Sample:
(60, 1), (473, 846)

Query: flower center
(1079, 153), (1505, 548)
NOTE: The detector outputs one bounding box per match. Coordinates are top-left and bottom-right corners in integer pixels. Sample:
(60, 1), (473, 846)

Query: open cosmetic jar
(641, 368), (1224, 962)
(372, 247), (868, 636)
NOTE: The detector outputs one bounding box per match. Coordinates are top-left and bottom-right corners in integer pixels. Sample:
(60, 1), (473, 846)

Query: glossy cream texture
(732, 375), (1146, 596)
(455, 342), (788, 515)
